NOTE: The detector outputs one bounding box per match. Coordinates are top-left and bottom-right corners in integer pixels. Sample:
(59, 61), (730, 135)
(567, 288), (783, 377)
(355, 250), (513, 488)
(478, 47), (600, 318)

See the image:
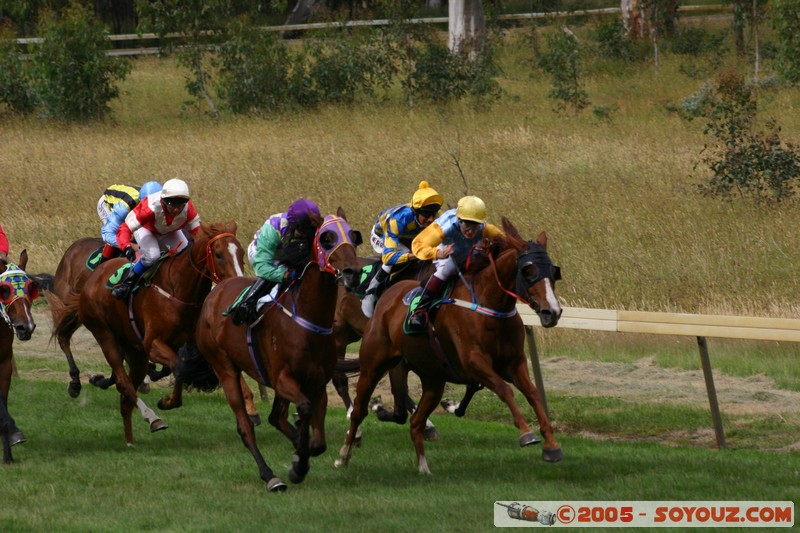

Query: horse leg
(409, 375), (446, 475)
(510, 358), (562, 462)
(267, 396), (298, 446)
(270, 373), (313, 484)
(0, 352), (24, 449)
(136, 397), (168, 432)
(335, 351), (398, 468)
(240, 376), (261, 426)
(468, 354), (544, 450)
(149, 339), (183, 411)
(308, 391), (328, 458)
(0, 398), (13, 464)
(331, 369), (353, 416)
(220, 369), (286, 492)
(56, 326), (83, 398)
(454, 383), (483, 417)
(375, 364), (409, 425)
(89, 373), (116, 390)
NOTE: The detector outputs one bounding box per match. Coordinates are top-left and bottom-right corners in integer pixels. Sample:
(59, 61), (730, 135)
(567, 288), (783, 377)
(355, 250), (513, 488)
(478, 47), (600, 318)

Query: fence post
(525, 325), (550, 419)
(697, 336), (727, 449)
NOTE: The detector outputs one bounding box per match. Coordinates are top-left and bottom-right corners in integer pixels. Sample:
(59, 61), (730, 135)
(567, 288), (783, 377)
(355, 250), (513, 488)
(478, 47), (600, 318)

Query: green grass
(3, 378), (798, 532)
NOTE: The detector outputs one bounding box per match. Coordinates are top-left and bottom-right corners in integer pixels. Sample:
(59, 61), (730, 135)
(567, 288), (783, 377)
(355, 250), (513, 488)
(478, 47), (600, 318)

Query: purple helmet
(286, 199), (320, 226)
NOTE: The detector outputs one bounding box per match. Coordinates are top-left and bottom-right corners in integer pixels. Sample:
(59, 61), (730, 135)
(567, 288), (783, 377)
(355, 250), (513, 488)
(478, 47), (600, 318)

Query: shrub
(690, 72), (800, 202)
(538, 27), (589, 114)
(0, 23), (37, 114)
(30, 2), (131, 121)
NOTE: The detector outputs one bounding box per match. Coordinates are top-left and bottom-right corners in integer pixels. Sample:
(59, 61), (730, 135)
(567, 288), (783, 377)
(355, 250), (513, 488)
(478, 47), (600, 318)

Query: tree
(448, 0), (485, 56)
(771, 0), (800, 84)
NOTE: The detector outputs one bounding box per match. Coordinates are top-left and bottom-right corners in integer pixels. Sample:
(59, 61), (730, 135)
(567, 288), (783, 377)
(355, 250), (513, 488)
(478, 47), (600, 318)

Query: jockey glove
(124, 247), (136, 261)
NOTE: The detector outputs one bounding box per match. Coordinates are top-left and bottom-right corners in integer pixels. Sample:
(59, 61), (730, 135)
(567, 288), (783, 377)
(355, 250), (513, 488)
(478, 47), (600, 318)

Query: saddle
(402, 281), (454, 335)
(85, 247), (105, 271)
(104, 254), (168, 292)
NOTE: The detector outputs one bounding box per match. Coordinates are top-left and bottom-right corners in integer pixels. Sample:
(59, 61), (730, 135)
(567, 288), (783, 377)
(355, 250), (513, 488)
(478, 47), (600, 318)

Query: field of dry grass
(2, 25), (800, 319)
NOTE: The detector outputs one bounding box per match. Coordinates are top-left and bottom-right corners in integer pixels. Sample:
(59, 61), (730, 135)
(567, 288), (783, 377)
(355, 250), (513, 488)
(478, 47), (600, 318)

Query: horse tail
(335, 356), (360, 376)
(175, 341), (219, 392)
(47, 290), (81, 345)
(31, 273), (55, 292)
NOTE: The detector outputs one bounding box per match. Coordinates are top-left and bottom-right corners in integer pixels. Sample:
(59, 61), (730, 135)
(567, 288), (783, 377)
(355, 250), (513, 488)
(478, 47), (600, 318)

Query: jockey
(407, 195), (503, 329)
(111, 178), (200, 300)
(98, 181), (162, 264)
(0, 224), (8, 262)
(360, 181), (443, 318)
(96, 184), (141, 223)
(232, 198), (321, 325)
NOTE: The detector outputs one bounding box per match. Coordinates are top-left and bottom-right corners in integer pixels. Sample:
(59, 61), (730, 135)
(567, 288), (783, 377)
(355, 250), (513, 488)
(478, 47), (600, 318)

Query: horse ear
(336, 206), (347, 220)
(536, 231), (548, 249)
(501, 217), (525, 245)
(225, 220), (238, 235)
(309, 210), (324, 227)
(19, 249), (28, 270)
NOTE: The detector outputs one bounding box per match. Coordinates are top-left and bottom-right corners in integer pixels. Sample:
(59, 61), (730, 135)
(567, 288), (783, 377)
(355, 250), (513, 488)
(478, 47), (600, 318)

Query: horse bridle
(0, 263), (39, 327)
(481, 241), (560, 308)
(192, 232), (237, 283)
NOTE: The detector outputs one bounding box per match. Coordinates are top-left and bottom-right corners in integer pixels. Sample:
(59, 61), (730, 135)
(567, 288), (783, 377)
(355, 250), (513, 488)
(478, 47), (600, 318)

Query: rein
(190, 232), (236, 283)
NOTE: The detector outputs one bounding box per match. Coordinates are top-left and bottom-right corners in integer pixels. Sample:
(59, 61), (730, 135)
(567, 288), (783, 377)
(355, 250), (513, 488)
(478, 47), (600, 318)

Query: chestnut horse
(336, 218), (563, 474)
(195, 209), (361, 492)
(1, 250), (39, 463)
(54, 222), (244, 445)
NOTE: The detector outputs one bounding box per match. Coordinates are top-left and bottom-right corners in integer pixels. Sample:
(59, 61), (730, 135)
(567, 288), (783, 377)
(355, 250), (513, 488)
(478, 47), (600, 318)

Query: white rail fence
(520, 306), (800, 449)
(13, 4), (731, 57)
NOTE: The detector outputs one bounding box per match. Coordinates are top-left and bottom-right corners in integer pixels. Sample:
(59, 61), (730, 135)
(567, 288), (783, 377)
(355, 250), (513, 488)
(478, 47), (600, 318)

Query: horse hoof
(288, 466), (307, 484)
(424, 426), (440, 441)
(369, 396), (382, 412)
(249, 414), (262, 427)
(68, 383), (81, 398)
(542, 447), (564, 463)
(138, 382), (151, 394)
(267, 477), (287, 492)
(150, 420), (169, 432)
(519, 432), (542, 447)
(88, 374), (105, 388)
(10, 431), (26, 446)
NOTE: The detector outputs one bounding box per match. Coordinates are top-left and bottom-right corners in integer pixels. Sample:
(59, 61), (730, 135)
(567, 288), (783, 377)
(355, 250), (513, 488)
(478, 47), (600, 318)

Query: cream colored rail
(518, 306), (800, 448)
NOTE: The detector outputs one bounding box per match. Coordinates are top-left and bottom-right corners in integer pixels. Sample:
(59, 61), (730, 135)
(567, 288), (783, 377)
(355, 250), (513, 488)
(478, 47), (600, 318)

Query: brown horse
(1, 250), (39, 463)
(54, 222), (244, 445)
(336, 217), (563, 474)
(195, 209), (361, 492)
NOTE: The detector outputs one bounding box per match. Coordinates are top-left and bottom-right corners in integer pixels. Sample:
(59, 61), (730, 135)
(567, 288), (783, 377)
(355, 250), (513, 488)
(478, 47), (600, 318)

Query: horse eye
(320, 231), (337, 250)
(523, 264), (538, 280)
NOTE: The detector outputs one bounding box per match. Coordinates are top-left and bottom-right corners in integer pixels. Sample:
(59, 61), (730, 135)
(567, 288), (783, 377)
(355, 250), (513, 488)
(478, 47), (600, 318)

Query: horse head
(312, 207), (362, 291)
(194, 221), (245, 283)
(502, 217), (562, 328)
(0, 250), (38, 340)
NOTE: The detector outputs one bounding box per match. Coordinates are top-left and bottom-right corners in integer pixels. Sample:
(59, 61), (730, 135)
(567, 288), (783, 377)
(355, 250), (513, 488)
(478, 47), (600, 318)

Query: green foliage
(680, 71), (800, 202)
(537, 28), (589, 114)
(593, 18), (639, 61)
(30, 2), (131, 121)
(0, 23), (37, 114)
(215, 21), (297, 114)
(771, 0), (800, 84)
(668, 26), (728, 57)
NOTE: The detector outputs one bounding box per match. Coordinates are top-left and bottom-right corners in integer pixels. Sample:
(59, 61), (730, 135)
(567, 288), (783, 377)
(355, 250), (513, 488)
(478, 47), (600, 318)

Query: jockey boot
(112, 263), (143, 300)
(360, 266), (390, 318)
(407, 275), (445, 329)
(97, 243), (117, 265)
(232, 278), (269, 326)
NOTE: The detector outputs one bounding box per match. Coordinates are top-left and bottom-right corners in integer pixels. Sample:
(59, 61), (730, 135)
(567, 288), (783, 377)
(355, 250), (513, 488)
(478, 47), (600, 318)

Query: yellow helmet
(411, 181), (444, 214)
(456, 196), (486, 223)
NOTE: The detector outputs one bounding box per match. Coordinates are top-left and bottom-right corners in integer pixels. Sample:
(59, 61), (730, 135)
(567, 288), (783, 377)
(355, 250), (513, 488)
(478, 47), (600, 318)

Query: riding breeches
(133, 227), (188, 266)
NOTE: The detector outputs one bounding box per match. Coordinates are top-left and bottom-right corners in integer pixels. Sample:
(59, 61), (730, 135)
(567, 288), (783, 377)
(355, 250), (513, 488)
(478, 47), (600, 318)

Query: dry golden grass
(2, 34), (800, 317)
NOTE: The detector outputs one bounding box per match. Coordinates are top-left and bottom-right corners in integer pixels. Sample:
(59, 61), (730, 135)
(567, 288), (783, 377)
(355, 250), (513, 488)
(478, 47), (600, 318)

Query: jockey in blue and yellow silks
(407, 195), (504, 329)
(361, 181), (444, 318)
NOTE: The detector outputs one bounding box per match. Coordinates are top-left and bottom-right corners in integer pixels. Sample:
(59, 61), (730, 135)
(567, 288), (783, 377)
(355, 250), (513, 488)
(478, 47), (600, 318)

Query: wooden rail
(518, 306), (800, 449)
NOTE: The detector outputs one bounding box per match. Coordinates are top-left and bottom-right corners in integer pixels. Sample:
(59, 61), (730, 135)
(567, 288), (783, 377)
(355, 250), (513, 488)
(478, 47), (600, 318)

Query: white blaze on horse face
(227, 242), (244, 277)
(544, 279), (561, 315)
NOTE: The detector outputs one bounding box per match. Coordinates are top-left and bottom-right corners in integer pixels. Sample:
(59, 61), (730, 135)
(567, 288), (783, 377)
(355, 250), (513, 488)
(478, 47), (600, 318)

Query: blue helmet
(139, 181), (162, 200)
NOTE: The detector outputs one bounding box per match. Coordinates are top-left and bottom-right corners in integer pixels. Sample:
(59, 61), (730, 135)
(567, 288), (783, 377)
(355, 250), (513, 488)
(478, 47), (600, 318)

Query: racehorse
(195, 209), (361, 491)
(336, 217), (563, 474)
(54, 222), (244, 445)
(1, 250), (39, 463)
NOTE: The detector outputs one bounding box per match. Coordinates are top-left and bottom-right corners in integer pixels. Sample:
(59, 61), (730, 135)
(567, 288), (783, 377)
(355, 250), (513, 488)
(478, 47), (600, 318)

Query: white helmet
(161, 178), (190, 199)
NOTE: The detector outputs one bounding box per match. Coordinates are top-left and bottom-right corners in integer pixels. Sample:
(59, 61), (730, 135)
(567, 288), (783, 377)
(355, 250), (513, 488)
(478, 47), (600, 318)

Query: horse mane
(464, 217), (526, 275)
(200, 221), (238, 238)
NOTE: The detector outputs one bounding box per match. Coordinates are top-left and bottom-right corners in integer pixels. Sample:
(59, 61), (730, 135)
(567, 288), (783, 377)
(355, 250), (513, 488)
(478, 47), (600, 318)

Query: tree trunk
(621, 0), (643, 38)
(282, 0), (319, 39)
(448, 0), (486, 57)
